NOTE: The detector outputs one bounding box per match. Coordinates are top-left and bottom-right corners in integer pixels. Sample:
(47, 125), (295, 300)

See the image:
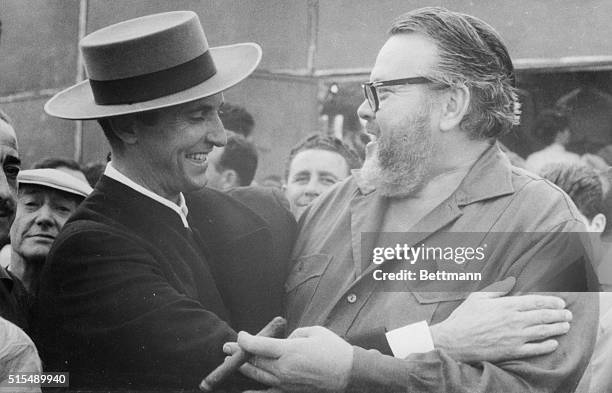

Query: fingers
(522, 322), (571, 341)
(239, 361), (281, 387)
(521, 308), (572, 325)
(222, 342), (240, 355)
(476, 277), (516, 298)
(237, 331), (284, 358)
(511, 295), (567, 311)
(514, 339), (559, 358)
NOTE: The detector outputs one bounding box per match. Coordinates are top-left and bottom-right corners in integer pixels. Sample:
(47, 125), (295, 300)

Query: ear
(439, 84), (470, 132)
(221, 169), (240, 190)
(588, 213), (607, 234)
(108, 116), (138, 145)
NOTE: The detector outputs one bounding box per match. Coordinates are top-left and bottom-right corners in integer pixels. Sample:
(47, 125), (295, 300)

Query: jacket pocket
(412, 291), (470, 304)
(411, 291), (471, 325)
(285, 254), (332, 292)
(284, 254), (333, 330)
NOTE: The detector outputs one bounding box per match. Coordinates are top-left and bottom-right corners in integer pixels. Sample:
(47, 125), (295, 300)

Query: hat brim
(44, 43), (262, 120)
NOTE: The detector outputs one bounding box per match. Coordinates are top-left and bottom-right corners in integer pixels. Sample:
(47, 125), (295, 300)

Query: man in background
(205, 134), (258, 191)
(7, 168), (91, 295)
(219, 103), (255, 139)
(525, 109), (582, 173)
(284, 134), (361, 218)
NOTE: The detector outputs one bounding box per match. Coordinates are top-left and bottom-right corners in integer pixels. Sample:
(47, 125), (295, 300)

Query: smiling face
(0, 119), (20, 245)
(10, 185), (80, 262)
(357, 33), (440, 197)
(133, 94), (226, 201)
(285, 149), (350, 217)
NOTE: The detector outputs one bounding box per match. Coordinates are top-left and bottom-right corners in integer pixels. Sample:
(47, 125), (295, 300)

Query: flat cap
(18, 168), (93, 198)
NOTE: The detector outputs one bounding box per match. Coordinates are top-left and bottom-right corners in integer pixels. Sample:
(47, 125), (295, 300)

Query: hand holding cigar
(199, 316), (287, 392)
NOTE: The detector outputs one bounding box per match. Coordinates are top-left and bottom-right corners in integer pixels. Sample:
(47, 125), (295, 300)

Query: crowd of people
(0, 6), (610, 393)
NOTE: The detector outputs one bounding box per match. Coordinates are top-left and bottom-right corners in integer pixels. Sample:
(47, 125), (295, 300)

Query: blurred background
(2, 0), (612, 181)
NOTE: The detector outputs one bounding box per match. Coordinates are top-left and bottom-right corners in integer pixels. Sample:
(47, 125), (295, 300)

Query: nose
(205, 115), (227, 148)
(303, 178), (323, 198)
(357, 99), (374, 122)
(34, 203), (56, 227)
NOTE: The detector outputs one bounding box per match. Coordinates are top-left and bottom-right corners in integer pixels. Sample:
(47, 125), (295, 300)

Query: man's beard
(361, 105), (434, 198)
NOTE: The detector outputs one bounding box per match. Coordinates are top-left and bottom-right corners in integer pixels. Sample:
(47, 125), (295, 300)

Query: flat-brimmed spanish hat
(45, 11), (261, 120)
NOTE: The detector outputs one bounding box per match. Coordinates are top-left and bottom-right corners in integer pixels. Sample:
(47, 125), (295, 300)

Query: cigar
(199, 316), (287, 392)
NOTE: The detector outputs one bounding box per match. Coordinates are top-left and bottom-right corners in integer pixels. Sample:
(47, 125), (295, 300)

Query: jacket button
(347, 293), (357, 303)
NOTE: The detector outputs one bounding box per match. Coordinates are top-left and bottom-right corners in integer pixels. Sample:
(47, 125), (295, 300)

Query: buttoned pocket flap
(285, 254), (333, 292)
(412, 291), (470, 304)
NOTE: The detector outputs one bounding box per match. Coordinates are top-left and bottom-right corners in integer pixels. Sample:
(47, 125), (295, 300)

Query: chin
(22, 250), (50, 262)
(183, 179), (208, 193)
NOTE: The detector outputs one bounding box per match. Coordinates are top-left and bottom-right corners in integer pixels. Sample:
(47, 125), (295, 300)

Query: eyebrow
(292, 170), (311, 178)
(317, 170), (340, 178)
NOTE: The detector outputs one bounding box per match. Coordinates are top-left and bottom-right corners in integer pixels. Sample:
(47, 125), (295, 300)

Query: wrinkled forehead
(370, 33), (439, 81)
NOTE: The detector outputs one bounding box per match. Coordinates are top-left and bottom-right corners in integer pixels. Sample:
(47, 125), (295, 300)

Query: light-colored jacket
(286, 143), (598, 393)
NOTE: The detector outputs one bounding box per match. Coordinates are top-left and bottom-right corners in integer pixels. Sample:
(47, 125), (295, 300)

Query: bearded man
(231, 7), (597, 393)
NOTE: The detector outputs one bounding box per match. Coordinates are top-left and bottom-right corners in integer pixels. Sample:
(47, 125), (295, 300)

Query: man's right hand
(429, 277), (572, 363)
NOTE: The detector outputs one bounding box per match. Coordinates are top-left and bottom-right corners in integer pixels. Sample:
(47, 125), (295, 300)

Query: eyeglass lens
(363, 84), (378, 112)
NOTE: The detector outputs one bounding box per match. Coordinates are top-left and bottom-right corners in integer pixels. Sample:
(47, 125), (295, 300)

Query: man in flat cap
(33, 11), (295, 390)
(7, 168), (92, 296)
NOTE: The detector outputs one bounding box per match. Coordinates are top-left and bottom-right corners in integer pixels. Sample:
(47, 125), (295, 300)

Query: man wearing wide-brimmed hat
(32, 11), (295, 390)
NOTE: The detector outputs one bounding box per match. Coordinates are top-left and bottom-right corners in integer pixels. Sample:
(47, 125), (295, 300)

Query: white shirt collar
(104, 162), (190, 228)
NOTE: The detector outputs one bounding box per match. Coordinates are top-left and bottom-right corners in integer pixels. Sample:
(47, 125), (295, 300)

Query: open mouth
(185, 152), (208, 164)
(365, 124), (380, 142)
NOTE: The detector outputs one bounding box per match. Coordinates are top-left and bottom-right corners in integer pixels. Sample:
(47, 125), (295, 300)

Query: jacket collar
(104, 162), (189, 227)
(453, 142), (515, 207)
(0, 266), (14, 292)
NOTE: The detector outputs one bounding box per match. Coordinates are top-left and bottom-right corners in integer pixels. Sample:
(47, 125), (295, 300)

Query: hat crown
(81, 11), (209, 81)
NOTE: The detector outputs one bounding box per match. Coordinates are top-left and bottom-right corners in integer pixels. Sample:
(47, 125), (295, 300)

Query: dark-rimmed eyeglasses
(362, 76), (433, 112)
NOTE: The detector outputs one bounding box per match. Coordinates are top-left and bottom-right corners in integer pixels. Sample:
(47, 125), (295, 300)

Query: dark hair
(533, 109), (569, 146)
(219, 104), (255, 138)
(285, 134), (362, 180)
(215, 134), (258, 186)
(33, 157), (82, 172)
(389, 7), (520, 139)
(539, 162), (604, 220)
(82, 161), (106, 187)
(97, 118), (122, 150)
(98, 108), (161, 149)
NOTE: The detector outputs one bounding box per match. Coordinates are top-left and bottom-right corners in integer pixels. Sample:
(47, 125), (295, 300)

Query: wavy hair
(389, 7), (520, 139)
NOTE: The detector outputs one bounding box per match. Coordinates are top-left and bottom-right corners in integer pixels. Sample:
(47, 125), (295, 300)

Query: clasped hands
(223, 277), (572, 393)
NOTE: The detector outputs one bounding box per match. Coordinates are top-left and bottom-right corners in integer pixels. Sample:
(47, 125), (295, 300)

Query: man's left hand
(225, 326), (353, 393)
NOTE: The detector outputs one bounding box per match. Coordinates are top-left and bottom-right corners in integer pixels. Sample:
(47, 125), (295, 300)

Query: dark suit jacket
(32, 176), (296, 390)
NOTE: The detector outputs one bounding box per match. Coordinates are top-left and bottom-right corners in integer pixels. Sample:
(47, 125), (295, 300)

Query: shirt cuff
(385, 320), (434, 358)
